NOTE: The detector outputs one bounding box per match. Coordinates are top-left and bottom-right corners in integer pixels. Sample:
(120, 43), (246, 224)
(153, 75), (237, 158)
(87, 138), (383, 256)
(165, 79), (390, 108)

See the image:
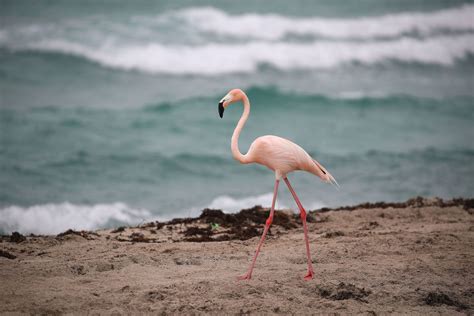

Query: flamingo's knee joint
(266, 217), (273, 226)
(300, 209), (307, 220)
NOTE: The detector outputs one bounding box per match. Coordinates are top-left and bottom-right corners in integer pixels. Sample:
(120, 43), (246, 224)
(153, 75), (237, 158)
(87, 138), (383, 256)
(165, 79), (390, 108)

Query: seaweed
(321, 196), (474, 213)
(10, 232), (26, 243)
(182, 206), (298, 242)
(111, 227), (126, 233)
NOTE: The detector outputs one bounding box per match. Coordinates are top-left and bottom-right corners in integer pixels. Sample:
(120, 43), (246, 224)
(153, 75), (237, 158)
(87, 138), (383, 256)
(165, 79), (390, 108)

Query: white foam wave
(12, 34), (474, 74)
(206, 193), (326, 212)
(0, 202), (151, 235)
(1, 4), (473, 75)
(177, 5), (474, 40)
(207, 192), (288, 212)
(305, 201), (326, 210)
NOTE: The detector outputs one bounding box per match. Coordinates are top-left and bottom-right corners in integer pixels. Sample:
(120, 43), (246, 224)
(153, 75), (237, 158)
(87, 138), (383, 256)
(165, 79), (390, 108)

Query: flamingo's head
(218, 89), (244, 118)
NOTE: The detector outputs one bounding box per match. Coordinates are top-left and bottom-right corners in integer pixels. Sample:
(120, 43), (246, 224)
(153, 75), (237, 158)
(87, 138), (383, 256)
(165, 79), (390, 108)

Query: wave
(1, 4), (473, 75)
(207, 192), (288, 211)
(177, 5), (474, 40)
(239, 86), (416, 104)
(206, 192), (327, 212)
(4, 34), (474, 75)
(0, 195), (328, 235)
(0, 202), (151, 235)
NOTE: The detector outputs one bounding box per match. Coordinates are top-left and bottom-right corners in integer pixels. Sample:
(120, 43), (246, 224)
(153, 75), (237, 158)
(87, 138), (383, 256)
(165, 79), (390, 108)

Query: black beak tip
(218, 102), (224, 118)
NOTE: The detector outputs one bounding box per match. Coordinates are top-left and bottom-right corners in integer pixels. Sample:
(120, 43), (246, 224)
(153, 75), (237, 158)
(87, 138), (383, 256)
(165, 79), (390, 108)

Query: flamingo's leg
(238, 179), (279, 280)
(283, 177), (314, 280)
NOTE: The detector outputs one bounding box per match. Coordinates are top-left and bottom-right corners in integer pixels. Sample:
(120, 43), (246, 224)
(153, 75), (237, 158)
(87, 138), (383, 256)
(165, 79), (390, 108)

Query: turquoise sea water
(1, 1), (473, 234)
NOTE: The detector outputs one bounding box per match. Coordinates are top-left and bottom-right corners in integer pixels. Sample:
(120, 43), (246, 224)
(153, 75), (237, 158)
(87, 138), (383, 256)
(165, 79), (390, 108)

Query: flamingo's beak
(218, 101), (225, 118)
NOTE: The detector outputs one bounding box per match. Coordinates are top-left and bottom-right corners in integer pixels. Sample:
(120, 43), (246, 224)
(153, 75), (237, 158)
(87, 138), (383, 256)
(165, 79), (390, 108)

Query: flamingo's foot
(303, 270), (314, 281)
(237, 273), (252, 281)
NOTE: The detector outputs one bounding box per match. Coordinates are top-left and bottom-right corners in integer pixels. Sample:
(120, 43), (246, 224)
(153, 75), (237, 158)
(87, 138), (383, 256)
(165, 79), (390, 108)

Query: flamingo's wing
(247, 135), (339, 189)
(246, 135), (313, 175)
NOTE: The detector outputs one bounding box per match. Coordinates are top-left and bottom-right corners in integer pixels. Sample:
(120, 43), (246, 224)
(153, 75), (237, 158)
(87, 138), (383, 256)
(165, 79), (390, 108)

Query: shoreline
(3, 196), (472, 240)
(1, 196), (473, 314)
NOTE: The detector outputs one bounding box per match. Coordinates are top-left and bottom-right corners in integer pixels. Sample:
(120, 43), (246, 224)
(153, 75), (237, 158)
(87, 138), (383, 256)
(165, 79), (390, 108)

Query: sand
(1, 197), (473, 315)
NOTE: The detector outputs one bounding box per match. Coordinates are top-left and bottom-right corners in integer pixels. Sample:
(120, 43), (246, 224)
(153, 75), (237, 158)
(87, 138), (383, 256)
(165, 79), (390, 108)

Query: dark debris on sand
(10, 232), (26, 243)
(184, 225), (261, 242)
(177, 196), (473, 242)
(423, 291), (468, 310)
(324, 231), (345, 238)
(56, 229), (100, 240)
(180, 206), (300, 242)
(130, 197), (474, 243)
(130, 232), (149, 243)
(199, 206), (299, 230)
(315, 282), (372, 303)
(32, 196), (473, 244)
(111, 226), (126, 233)
(0, 249), (17, 259)
(320, 196), (474, 213)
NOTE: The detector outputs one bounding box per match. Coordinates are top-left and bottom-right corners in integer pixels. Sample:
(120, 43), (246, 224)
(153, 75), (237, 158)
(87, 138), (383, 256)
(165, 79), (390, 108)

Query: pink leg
(284, 177), (314, 280)
(238, 180), (279, 280)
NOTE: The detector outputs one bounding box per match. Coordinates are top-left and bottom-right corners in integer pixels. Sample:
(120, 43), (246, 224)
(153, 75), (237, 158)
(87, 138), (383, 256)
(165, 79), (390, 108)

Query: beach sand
(1, 197), (473, 315)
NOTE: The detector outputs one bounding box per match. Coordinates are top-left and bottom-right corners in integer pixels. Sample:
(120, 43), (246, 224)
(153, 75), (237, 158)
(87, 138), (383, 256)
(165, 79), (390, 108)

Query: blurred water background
(1, 0), (473, 234)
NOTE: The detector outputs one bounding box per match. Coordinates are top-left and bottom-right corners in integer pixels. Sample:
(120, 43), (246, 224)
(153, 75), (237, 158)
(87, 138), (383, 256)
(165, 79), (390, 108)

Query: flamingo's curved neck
(231, 93), (250, 164)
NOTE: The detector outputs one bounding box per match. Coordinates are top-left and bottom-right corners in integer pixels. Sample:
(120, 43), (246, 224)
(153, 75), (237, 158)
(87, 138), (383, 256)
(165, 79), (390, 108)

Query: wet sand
(1, 197), (473, 315)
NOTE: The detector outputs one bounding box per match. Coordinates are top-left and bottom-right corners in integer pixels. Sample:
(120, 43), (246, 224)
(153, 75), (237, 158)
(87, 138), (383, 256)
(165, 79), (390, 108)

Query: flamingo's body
(218, 89), (338, 281)
(246, 135), (331, 180)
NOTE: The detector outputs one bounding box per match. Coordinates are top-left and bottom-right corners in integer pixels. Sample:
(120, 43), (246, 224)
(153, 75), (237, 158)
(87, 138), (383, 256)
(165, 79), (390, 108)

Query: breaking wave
(0, 4), (473, 75)
(177, 5), (474, 40)
(207, 192), (288, 211)
(4, 34), (473, 75)
(207, 192), (326, 212)
(0, 202), (152, 235)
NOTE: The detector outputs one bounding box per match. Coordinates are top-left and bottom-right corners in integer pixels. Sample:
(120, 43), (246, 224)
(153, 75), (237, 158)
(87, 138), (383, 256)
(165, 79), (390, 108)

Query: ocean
(1, 0), (473, 234)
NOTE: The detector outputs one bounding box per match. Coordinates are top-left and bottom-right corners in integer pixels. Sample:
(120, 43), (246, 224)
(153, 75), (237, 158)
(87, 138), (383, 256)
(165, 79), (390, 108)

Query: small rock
(70, 264), (87, 275)
(96, 262), (114, 272)
(146, 290), (165, 301)
(173, 257), (201, 265)
(324, 231), (345, 238)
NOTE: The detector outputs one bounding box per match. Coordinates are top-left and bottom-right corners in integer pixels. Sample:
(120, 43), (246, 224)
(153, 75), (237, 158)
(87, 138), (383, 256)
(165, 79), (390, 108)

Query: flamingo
(218, 88), (339, 281)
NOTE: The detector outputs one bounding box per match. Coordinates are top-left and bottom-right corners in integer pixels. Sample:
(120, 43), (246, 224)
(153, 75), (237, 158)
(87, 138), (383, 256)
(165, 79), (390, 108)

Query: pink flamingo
(218, 88), (339, 281)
